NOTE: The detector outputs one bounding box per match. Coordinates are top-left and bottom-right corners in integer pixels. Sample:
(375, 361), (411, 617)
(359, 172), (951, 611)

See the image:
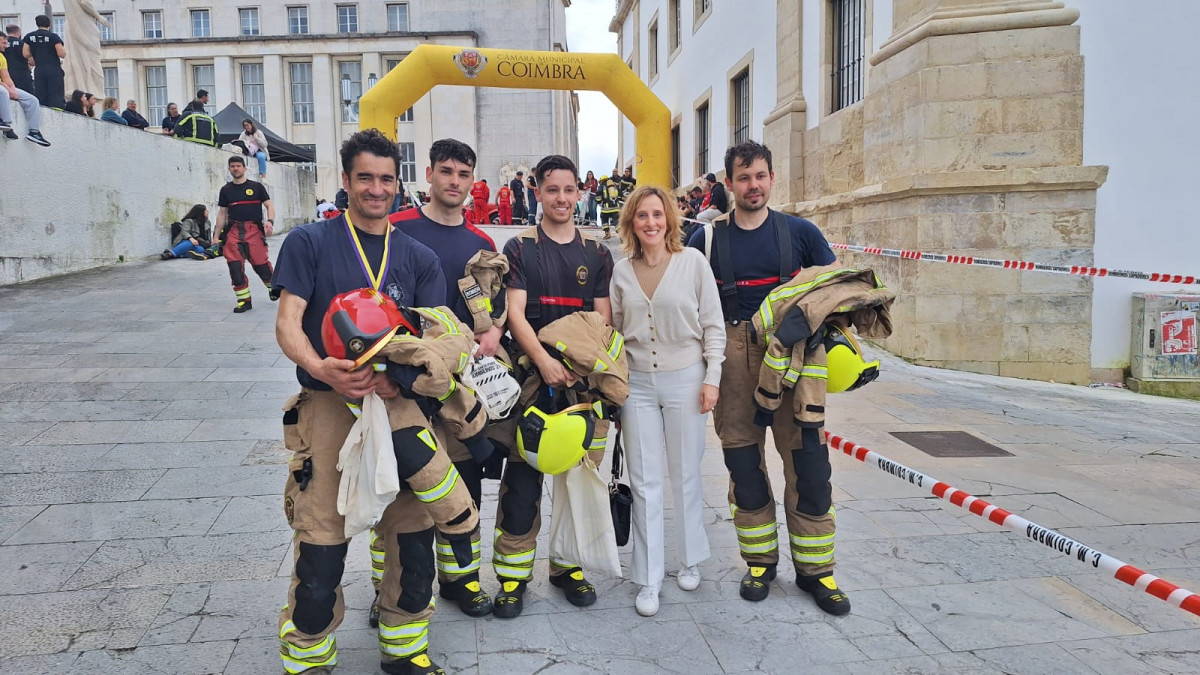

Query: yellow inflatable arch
(358, 45), (671, 188)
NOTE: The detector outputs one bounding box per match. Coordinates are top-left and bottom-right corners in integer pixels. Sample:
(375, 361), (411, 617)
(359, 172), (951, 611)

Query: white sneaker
(677, 565), (701, 591)
(635, 584), (660, 616)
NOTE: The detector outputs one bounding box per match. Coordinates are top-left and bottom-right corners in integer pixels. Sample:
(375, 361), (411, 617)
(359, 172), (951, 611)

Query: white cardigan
(610, 247), (726, 385)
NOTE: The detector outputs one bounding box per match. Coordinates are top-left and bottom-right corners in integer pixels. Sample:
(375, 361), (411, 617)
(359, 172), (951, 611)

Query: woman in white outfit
(610, 185), (726, 616)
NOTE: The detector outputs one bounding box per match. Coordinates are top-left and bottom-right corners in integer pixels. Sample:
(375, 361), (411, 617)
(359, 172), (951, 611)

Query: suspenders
(710, 210), (794, 324)
(522, 229), (600, 322)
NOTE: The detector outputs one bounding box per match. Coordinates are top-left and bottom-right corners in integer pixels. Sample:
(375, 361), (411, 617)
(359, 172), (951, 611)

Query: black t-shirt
(4, 36), (31, 82)
(687, 209), (837, 322)
(218, 180), (271, 222)
(389, 206), (502, 326)
(22, 30), (62, 71)
(504, 227), (613, 332)
(709, 183), (729, 212)
(271, 216), (447, 389)
(509, 178), (525, 205)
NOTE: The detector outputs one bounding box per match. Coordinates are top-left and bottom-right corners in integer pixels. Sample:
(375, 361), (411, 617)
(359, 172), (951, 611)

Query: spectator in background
(64, 89), (87, 115)
(99, 96), (126, 124)
(695, 173), (729, 223)
(173, 103), (219, 146)
(21, 15), (65, 109)
(526, 173), (538, 224)
(4, 24), (33, 94)
(183, 89), (209, 114)
(0, 48), (51, 145)
(236, 119), (270, 178)
(161, 102), (181, 134)
(510, 170), (527, 223)
(82, 92), (96, 117)
(687, 186), (704, 216)
(582, 170), (599, 224)
(122, 100), (150, 129)
(161, 204), (215, 260)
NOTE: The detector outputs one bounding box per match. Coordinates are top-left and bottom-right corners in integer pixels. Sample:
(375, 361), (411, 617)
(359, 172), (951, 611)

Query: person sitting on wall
(99, 96), (126, 125)
(161, 204), (218, 260)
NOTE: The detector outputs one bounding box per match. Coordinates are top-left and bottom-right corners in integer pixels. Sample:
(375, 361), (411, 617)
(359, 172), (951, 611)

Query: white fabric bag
(336, 393), (401, 538)
(548, 457), (623, 578)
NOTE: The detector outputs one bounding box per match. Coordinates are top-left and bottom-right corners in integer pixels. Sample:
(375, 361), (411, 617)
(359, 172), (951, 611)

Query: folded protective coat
(459, 250), (510, 334)
(749, 266), (895, 428)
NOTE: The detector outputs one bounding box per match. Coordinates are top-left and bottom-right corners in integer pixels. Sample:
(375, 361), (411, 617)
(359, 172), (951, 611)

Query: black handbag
(609, 435), (633, 547)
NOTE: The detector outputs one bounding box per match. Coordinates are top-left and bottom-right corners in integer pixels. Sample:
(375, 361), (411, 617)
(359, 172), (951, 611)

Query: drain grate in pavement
(889, 431), (1013, 458)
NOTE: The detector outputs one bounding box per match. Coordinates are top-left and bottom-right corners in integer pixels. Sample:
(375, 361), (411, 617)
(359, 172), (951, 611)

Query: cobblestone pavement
(2, 228), (1199, 674)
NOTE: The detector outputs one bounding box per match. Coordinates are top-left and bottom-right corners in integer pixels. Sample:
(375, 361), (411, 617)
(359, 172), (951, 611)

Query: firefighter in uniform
(597, 177), (622, 240)
(272, 129), (455, 675)
(686, 140), (852, 616)
(216, 155), (276, 313)
(469, 179), (490, 224)
(379, 138), (509, 620)
(496, 183), (514, 225)
(492, 155), (615, 618)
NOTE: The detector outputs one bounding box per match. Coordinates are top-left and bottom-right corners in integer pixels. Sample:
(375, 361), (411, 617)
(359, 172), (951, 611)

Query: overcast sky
(565, 0), (620, 176)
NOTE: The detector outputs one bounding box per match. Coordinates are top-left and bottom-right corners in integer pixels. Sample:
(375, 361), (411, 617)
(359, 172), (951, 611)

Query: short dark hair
(196, 89), (209, 98)
(724, 140), (773, 178)
(341, 128), (401, 177)
(228, 155), (245, 167)
(429, 138), (476, 168)
(35, 15), (50, 28)
(5, 24), (20, 35)
(534, 154), (578, 185)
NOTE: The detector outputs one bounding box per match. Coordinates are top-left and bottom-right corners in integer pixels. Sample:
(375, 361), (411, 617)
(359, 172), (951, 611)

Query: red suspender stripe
(226, 200), (263, 207)
(539, 296), (584, 307)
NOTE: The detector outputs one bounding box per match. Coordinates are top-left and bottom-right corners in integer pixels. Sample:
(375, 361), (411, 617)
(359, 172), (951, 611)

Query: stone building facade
(0, 0), (579, 199)
(615, 0), (1200, 385)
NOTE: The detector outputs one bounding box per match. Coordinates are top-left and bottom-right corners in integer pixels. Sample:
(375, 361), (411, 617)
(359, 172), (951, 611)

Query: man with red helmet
(468, 178), (489, 224)
(271, 129), (453, 675)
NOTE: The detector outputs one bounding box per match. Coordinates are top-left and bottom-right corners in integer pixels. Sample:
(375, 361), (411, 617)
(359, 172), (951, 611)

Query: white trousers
(621, 361), (711, 586)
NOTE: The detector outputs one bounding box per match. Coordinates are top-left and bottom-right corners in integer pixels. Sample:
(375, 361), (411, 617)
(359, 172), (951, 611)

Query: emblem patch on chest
(576, 265), (588, 286)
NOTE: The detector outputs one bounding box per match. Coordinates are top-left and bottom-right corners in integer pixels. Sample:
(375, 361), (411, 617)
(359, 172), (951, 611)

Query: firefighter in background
(469, 178), (490, 224)
(492, 155), (616, 618)
(216, 154), (275, 313)
(272, 129), (453, 675)
(497, 182), (514, 225)
(686, 140), (852, 616)
(597, 176), (623, 240)
(617, 166), (637, 200)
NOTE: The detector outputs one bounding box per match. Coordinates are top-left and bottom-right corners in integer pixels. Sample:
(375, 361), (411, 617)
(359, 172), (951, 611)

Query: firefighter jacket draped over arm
(749, 266), (895, 427)
(374, 306), (488, 449)
(459, 249), (509, 334)
(535, 311), (630, 410)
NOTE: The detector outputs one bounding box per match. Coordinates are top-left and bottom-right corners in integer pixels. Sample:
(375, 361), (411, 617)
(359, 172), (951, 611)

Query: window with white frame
(0, 17), (17, 31)
(145, 65), (168, 123)
(241, 63), (266, 121)
(142, 11), (163, 39)
(239, 8), (260, 36)
(99, 12), (115, 41)
(694, 0), (712, 31)
(288, 6), (309, 34)
(648, 20), (659, 79)
(339, 61), (362, 122)
(695, 101), (710, 175)
(290, 62), (314, 124)
(193, 65), (215, 113)
(399, 142), (417, 184)
(295, 144), (316, 173)
(386, 58), (414, 121)
(387, 3), (409, 32)
(190, 9), (211, 38)
(730, 67), (750, 145)
(103, 66), (118, 99)
(52, 14), (65, 36)
(337, 4), (358, 34)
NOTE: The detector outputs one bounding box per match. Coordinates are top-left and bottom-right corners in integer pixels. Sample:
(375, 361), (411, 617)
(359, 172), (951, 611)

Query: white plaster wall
(1080, 1), (1200, 370)
(802, 0), (822, 129)
(0, 110), (315, 286)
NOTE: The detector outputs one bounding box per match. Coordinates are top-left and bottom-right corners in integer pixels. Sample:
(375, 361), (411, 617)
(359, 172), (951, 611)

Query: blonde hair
(618, 185), (684, 259)
(102, 96), (119, 112)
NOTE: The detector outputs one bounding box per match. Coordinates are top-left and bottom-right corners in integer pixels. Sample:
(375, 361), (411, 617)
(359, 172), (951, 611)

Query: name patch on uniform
(576, 265), (589, 286)
(462, 283), (484, 300)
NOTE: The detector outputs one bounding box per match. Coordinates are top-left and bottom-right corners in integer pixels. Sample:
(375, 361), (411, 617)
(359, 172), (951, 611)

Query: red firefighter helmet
(321, 288), (417, 368)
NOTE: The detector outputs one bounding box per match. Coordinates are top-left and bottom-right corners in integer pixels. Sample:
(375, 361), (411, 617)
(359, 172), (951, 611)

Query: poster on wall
(1161, 311), (1198, 356)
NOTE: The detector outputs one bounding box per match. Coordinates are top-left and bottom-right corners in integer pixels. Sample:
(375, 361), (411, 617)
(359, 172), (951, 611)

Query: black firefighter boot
(797, 572), (852, 615)
(438, 572), (493, 617)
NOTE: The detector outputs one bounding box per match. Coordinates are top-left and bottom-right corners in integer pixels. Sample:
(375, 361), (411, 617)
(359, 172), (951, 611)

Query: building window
(52, 14), (65, 36)
(288, 6), (309, 34)
(145, 65), (168, 124)
(241, 63), (266, 121)
(670, 124), (681, 189)
(290, 62), (314, 124)
(399, 142), (417, 184)
(339, 61), (362, 123)
(695, 101), (710, 175)
(337, 4), (358, 34)
(142, 11), (163, 39)
(831, 0), (865, 112)
(99, 12), (115, 41)
(386, 58), (414, 121)
(295, 144), (316, 173)
(669, 0), (681, 53)
(239, 8), (260, 36)
(0, 17), (16, 31)
(731, 68), (750, 145)
(193, 65), (215, 113)
(694, 0), (712, 30)
(387, 3), (409, 32)
(648, 20), (659, 80)
(190, 9), (211, 38)
(103, 66), (118, 99)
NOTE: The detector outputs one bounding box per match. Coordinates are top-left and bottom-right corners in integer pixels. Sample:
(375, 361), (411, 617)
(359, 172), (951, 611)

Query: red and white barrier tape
(825, 431), (1200, 618)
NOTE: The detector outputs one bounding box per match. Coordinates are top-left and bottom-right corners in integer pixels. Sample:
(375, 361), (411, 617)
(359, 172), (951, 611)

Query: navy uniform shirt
(272, 215), (447, 389)
(687, 209), (836, 322)
(21, 29), (62, 72)
(389, 206), (503, 327)
(505, 227), (613, 333)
